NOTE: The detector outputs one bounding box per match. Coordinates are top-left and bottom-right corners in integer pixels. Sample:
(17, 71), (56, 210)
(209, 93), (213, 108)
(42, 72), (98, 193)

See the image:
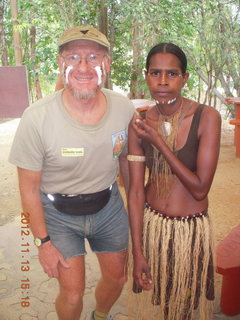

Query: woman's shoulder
(196, 103), (222, 133)
(188, 101), (221, 120)
(199, 104), (221, 120)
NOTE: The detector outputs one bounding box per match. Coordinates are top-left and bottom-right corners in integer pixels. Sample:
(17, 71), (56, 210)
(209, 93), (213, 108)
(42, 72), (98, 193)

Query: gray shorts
(41, 182), (129, 259)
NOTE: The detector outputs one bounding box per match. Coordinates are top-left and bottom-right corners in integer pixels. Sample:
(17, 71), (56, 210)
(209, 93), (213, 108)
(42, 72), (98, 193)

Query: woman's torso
(142, 101), (208, 216)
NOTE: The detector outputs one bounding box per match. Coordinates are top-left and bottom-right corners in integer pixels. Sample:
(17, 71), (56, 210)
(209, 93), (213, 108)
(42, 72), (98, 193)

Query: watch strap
(40, 235), (50, 244)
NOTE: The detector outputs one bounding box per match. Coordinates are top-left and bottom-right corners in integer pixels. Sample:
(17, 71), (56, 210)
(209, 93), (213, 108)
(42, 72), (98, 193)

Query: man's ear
(103, 55), (111, 73)
(57, 56), (64, 73)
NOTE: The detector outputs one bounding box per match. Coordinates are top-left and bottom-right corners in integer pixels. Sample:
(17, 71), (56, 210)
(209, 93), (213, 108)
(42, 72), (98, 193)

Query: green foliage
(2, 0), (240, 103)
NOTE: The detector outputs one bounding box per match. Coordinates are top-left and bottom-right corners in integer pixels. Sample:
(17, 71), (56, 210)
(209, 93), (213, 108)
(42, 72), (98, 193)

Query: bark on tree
(98, 0), (108, 38)
(30, 26), (42, 100)
(10, 0), (22, 65)
(130, 21), (144, 99)
(0, 0), (8, 65)
(98, 0), (111, 89)
(196, 70), (226, 105)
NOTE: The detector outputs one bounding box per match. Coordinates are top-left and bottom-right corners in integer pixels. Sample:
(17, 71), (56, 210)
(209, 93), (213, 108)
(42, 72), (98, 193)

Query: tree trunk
(0, 0), (8, 65)
(130, 22), (143, 99)
(98, 0), (111, 89)
(196, 70), (226, 105)
(98, 0), (108, 37)
(35, 78), (43, 100)
(30, 25), (42, 100)
(10, 0), (22, 65)
(107, 1), (116, 90)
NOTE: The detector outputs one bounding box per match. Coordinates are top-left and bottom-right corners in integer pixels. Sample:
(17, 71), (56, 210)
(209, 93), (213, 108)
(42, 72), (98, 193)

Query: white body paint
(65, 65), (73, 84)
(167, 97), (177, 104)
(156, 98), (177, 105)
(64, 63), (104, 86)
(94, 66), (102, 85)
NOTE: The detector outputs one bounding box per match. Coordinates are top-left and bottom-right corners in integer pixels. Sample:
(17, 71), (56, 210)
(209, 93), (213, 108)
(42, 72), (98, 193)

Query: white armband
(127, 155), (146, 162)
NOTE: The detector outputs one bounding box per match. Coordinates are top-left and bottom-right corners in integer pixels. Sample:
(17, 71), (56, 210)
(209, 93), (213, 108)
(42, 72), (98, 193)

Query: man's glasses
(61, 53), (105, 67)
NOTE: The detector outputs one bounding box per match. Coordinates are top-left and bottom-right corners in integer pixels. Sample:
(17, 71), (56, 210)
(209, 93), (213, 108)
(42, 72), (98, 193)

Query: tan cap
(58, 25), (110, 48)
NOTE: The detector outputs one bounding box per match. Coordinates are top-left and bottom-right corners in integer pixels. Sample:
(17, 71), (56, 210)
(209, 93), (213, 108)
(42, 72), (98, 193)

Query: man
(9, 25), (134, 320)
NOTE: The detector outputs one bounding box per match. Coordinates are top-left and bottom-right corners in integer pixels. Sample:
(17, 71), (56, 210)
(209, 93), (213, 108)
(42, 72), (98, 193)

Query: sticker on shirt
(61, 148), (84, 157)
(112, 130), (127, 158)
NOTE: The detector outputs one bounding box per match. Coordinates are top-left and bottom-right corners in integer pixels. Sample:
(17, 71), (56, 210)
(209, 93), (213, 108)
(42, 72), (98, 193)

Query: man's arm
(18, 167), (69, 277)
(119, 152), (130, 196)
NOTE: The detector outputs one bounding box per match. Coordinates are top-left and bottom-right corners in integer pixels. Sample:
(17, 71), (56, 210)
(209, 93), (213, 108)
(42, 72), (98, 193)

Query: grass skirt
(128, 205), (215, 320)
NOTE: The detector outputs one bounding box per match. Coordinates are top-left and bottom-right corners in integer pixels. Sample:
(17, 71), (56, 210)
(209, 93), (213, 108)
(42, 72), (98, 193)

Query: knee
(59, 287), (85, 307)
(109, 272), (128, 288)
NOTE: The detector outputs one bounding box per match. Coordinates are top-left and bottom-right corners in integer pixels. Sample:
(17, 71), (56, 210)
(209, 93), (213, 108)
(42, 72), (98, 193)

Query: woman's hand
(133, 253), (152, 291)
(131, 114), (160, 147)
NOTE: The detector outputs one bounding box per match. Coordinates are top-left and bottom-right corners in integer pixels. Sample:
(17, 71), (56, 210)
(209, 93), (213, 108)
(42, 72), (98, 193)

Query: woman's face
(145, 52), (189, 105)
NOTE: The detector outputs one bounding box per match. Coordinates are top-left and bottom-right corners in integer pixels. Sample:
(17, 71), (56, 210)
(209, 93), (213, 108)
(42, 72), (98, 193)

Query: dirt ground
(0, 117), (240, 319)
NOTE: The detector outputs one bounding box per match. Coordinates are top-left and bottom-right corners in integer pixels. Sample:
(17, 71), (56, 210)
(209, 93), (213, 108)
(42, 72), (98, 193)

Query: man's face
(58, 40), (110, 100)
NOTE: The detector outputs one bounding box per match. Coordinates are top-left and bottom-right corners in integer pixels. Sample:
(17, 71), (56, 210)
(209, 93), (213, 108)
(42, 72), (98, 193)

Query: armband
(127, 155), (146, 162)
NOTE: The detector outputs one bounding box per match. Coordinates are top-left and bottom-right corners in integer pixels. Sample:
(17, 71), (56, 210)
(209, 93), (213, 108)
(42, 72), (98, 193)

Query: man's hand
(38, 241), (70, 278)
(225, 96), (240, 104)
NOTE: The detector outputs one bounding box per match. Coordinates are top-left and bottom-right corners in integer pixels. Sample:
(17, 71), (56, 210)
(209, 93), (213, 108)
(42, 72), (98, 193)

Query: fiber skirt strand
(128, 206), (215, 320)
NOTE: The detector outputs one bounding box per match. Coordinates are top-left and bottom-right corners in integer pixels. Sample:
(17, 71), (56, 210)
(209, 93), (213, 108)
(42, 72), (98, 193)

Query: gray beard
(62, 73), (104, 100)
(71, 87), (97, 100)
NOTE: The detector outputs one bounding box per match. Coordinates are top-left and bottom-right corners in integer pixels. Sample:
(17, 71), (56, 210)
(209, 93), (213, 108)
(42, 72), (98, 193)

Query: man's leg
(56, 255), (85, 320)
(95, 250), (128, 313)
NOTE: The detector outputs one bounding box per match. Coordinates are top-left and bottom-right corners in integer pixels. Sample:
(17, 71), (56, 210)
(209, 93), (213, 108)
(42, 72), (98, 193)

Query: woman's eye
(150, 71), (160, 77)
(168, 71), (179, 78)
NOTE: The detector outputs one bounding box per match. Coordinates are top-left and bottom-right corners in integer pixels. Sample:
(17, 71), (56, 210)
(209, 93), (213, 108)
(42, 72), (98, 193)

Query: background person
(9, 25), (134, 320)
(127, 42), (221, 320)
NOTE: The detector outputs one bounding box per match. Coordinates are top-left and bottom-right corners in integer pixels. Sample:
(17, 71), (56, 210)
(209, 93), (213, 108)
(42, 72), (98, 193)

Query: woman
(127, 43), (221, 320)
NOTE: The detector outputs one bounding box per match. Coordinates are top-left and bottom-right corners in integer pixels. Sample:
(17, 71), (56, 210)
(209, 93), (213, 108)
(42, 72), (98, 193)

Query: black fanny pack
(46, 186), (112, 216)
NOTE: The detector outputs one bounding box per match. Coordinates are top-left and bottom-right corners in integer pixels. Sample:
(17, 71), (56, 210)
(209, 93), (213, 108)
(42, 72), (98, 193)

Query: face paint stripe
(65, 65), (73, 84)
(94, 66), (102, 86)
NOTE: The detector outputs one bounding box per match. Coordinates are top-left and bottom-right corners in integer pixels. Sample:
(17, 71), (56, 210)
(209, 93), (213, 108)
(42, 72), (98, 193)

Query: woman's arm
(128, 117), (152, 290)
(132, 107), (221, 200)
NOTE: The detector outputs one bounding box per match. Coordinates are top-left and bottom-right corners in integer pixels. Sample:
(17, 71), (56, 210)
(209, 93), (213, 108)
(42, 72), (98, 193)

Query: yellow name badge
(61, 148), (84, 157)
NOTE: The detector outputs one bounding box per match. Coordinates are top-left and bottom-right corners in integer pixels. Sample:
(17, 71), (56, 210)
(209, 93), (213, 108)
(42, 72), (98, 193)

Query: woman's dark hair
(146, 43), (187, 74)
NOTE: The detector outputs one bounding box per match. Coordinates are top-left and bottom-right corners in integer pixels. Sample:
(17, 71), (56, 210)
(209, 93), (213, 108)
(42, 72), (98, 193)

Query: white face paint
(156, 97), (177, 105)
(65, 65), (73, 84)
(94, 66), (102, 86)
(64, 60), (105, 87)
(167, 97), (177, 105)
(102, 61), (106, 75)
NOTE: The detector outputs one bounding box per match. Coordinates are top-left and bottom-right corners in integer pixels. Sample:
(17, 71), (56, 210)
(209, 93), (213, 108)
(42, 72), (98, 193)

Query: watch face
(34, 238), (42, 246)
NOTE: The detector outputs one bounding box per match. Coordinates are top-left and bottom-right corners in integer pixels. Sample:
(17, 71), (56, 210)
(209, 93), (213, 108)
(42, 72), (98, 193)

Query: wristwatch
(34, 235), (50, 247)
